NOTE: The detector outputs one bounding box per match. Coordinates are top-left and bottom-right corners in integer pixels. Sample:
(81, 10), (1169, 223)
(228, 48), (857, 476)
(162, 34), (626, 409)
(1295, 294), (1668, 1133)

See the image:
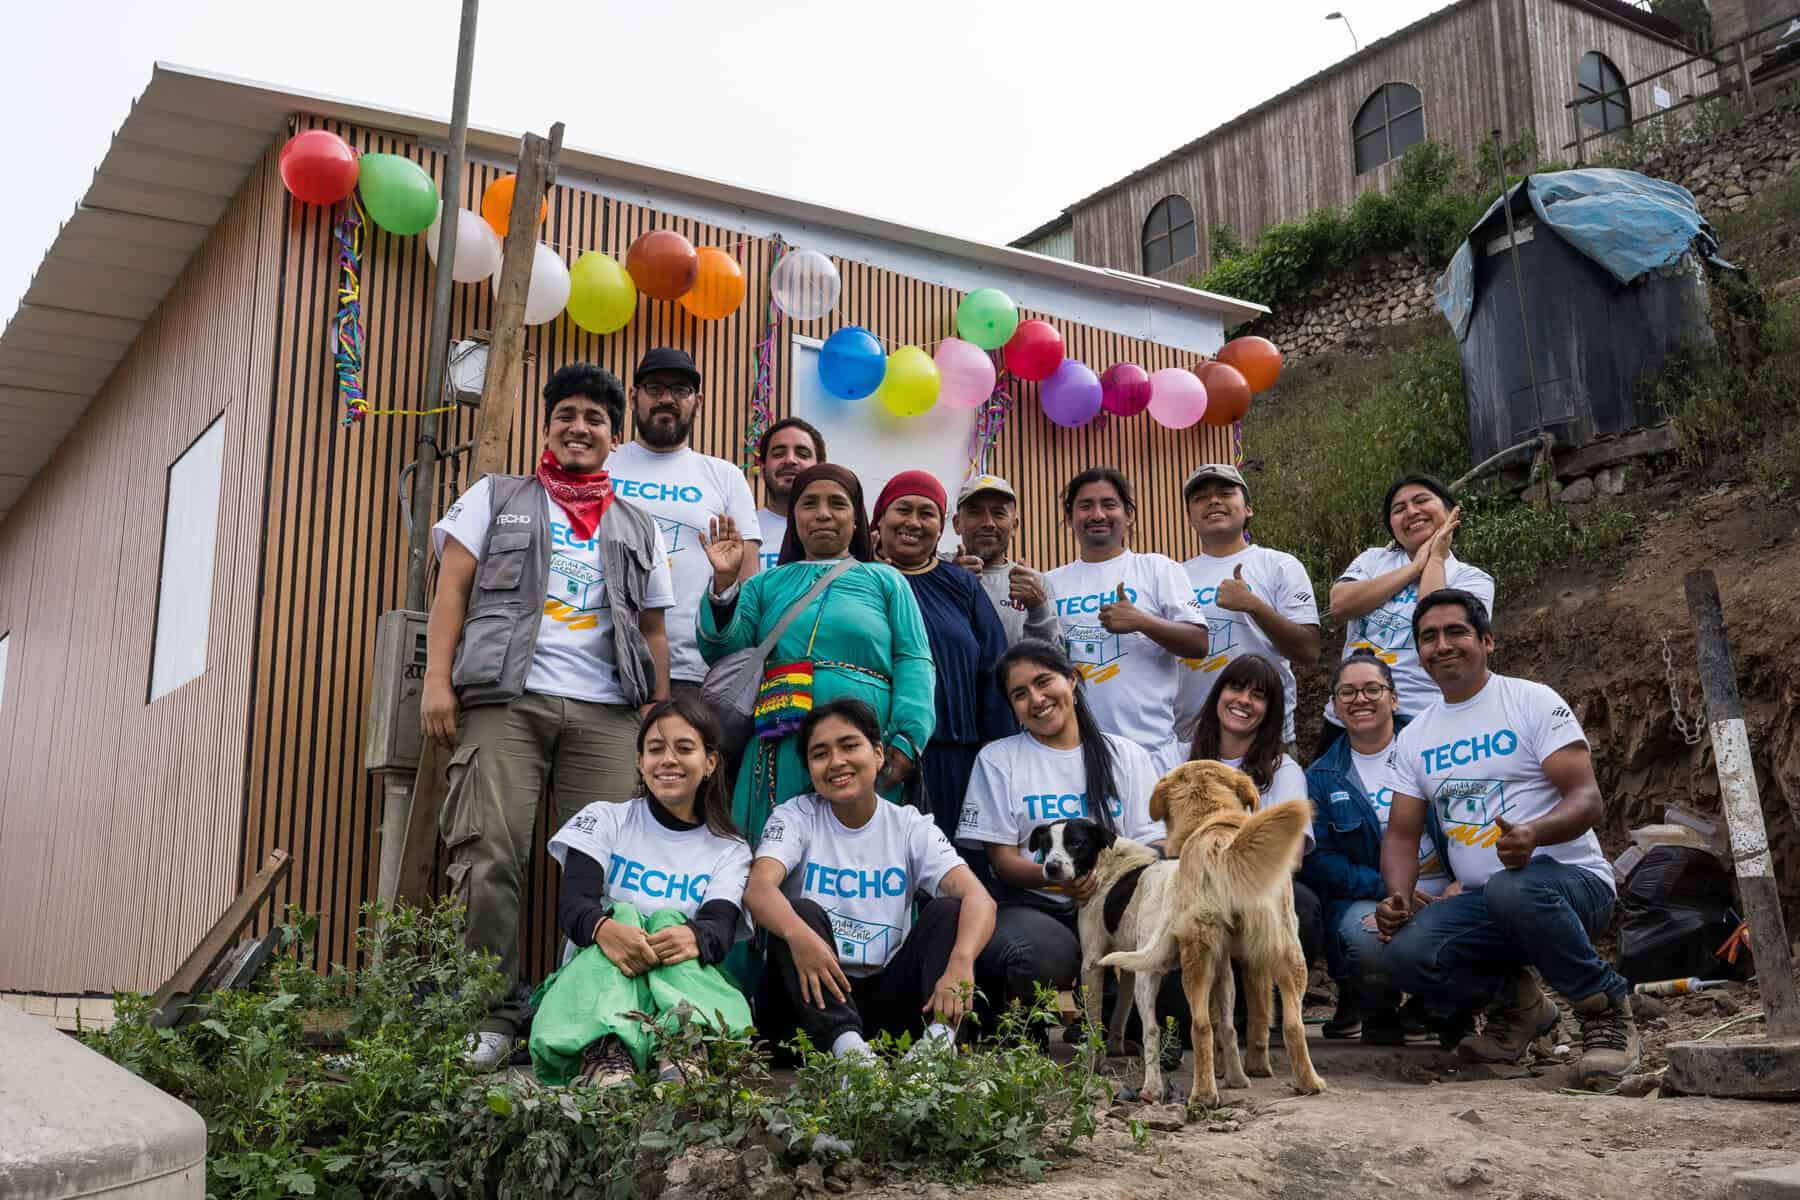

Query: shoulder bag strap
(754, 558), (857, 658)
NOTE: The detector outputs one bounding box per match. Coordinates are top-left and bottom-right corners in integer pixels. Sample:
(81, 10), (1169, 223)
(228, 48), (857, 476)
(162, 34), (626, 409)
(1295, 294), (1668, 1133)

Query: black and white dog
(1026, 818), (1185, 1103)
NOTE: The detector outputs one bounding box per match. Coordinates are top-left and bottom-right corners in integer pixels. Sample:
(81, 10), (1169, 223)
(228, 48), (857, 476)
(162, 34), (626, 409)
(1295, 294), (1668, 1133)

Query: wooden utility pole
(391, 123), (565, 909)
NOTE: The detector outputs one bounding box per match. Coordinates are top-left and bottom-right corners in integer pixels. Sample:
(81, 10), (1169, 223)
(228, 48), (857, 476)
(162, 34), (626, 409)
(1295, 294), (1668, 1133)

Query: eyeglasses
(1333, 683), (1391, 703)
(639, 382), (695, 401)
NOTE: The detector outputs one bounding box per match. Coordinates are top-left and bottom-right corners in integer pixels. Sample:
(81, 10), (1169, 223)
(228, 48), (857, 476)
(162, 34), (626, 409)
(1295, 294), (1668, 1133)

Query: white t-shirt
(955, 731), (1167, 904)
(1327, 547), (1496, 723)
(757, 794), (967, 976)
(1175, 545), (1319, 746)
(1349, 745), (1450, 897)
(756, 507), (788, 572)
(1045, 549), (1208, 773)
(433, 477), (675, 705)
(1219, 752), (1315, 852)
(1382, 673), (1609, 891)
(548, 798), (753, 929)
(604, 442), (763, 683)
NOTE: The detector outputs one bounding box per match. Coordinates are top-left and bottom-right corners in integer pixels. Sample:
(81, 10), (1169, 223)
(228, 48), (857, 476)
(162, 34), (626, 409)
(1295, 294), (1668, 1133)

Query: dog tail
(1218, 799), (1312, 902)
(1098, 800), (1311, 975)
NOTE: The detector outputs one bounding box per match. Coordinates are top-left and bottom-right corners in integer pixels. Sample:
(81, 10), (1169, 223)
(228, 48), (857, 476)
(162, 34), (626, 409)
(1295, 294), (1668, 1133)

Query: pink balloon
(1101, 362), (1153, 416)
(1147, 368), (1209, 429)
(1041, 359), (1102, 428)
(934, 337), (996, 410)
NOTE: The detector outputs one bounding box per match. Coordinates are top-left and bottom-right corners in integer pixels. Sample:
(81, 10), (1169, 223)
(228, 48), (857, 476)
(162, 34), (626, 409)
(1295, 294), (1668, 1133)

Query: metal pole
(404, 0), (480, 612)
(1683, 569), (1800, 1040)
(1490, 128), (1547, 449)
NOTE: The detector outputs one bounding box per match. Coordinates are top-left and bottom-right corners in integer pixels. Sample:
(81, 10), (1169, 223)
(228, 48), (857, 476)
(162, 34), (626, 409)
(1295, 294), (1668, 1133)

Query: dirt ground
(864, 975), (1797, 1200)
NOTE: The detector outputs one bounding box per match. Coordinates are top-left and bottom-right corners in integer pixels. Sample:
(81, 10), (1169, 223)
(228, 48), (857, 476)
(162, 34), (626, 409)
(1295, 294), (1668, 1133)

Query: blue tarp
(1435, 168), (1720, 341)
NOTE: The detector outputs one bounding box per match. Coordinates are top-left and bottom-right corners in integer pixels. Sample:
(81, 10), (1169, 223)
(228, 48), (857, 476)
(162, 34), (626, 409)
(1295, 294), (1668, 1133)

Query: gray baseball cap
(956, 473), (1018, 507)
(1182, 462), (1249, 500)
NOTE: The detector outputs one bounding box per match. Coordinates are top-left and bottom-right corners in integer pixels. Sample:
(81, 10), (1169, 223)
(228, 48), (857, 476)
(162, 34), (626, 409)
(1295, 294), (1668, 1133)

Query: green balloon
(357, 153), (439, 236)
(956, 288), (1020, 351)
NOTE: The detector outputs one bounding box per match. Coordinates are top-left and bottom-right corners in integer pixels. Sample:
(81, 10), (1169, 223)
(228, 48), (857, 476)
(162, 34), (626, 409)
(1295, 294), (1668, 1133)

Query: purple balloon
(1041, 359), (1103, 428)
(1101, 362), (1152, 416)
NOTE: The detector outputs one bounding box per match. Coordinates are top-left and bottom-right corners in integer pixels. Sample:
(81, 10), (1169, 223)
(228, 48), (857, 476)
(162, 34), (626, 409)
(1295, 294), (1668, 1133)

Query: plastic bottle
(1632, 977), (1728, 997)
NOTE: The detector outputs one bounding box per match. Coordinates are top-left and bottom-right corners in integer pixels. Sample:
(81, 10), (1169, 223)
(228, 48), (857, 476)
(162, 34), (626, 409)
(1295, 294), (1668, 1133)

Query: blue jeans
(1380, 857), (1627, 1010)
(1334, 900), (1399, 1009)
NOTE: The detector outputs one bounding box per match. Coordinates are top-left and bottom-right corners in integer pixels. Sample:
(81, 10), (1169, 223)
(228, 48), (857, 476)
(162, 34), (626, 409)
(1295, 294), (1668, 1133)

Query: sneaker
(1360, 1006), (1409, 1046)
(1457, 973), (1560, 1064)
(1427, 1008), (1476, 1050)
(655, 1053), (706, 1085)
(577, 1035), (637, 1088)
(1573, 993), (1641, 1085)
(1323, 990), (1363, 1040)
(463, 1031), (513, 1073)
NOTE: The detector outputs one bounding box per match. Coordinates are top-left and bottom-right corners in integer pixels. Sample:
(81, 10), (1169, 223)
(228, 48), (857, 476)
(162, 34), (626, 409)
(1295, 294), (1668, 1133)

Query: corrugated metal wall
(0, 152), (283, 993)
(241, 117), (1234, 981)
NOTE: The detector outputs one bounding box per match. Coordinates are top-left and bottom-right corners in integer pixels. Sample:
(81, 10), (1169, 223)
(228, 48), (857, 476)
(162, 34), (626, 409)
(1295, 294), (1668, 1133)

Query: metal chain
(1661, 631), (1706, 746)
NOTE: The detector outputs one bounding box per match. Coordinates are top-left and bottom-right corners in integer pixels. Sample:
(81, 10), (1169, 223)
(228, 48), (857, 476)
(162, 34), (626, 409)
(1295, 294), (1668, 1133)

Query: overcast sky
(2, 0), (1456, 319)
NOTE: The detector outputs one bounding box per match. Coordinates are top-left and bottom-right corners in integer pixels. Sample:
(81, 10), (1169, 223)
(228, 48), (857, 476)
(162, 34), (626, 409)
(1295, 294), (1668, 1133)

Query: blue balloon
(818, 326), (886, 400)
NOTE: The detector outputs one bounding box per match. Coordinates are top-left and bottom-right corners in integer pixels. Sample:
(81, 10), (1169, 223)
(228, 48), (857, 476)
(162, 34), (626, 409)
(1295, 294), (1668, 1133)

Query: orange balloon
(1197, 361), (1252, 426)
(679, 247), (746, 320)
(626, 229), (700, 301)
(480, 174), (547, 236)
(1216, 335), (1283, 393)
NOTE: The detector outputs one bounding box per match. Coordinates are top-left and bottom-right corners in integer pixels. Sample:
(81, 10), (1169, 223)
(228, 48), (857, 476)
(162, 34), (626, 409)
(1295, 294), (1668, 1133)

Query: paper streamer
(335, 194), (368, 425)
(741, 234), (787, 472)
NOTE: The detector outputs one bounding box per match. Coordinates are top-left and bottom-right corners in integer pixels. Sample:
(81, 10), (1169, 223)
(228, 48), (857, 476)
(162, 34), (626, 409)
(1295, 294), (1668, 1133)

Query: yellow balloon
(877, 344), (940, 418)
(565, 251), (638, 335)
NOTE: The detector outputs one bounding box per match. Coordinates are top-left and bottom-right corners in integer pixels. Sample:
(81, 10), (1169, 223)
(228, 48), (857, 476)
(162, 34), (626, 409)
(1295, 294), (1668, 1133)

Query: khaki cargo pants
(441, 690), (640, 1036)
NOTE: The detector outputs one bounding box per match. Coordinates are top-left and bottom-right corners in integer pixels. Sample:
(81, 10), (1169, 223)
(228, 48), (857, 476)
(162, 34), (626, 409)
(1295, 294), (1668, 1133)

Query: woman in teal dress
(697, 463), (936, 847)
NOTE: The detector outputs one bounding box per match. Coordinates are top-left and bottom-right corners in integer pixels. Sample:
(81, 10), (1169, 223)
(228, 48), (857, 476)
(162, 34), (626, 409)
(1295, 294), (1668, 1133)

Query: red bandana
(536, 449), (614, 541)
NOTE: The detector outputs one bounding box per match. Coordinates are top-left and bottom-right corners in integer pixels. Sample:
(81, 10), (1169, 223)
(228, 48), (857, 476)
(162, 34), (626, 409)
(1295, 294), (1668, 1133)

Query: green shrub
(86, 905), (1109, 1199)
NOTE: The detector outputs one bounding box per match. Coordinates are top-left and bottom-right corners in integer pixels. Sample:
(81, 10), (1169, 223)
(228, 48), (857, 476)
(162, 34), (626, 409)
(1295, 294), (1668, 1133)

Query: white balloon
(426, 204), (503, 283)
(769, 248), (841, 321)
(491, 242), (571, 326)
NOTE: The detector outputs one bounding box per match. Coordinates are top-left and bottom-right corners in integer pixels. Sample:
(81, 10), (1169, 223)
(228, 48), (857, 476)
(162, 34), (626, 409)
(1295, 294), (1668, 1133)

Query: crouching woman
(529, 696), (753, 1086)
(747, 699), (996, 1059)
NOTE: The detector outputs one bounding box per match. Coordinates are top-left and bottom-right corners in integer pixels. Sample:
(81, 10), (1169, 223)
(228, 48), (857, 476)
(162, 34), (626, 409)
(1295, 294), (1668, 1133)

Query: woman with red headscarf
(697, 464), (937, 855)
(872, 470), (1015, 855)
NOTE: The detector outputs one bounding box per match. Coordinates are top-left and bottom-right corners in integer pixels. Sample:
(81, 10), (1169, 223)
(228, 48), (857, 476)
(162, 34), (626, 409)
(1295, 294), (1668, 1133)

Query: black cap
(634, 347), (702, 390)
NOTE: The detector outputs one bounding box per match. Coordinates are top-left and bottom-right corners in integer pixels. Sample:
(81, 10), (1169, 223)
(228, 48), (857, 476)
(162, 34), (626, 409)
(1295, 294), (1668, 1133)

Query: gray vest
(451, 474), (662, 709)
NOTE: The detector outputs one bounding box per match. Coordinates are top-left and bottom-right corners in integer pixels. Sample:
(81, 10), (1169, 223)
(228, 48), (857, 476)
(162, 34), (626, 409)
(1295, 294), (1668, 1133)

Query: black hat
(634, 347), (702, 390)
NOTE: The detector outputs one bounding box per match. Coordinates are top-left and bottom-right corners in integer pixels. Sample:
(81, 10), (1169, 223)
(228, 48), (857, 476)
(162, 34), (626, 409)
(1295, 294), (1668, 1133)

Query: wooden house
(0, 65), (1261, 998)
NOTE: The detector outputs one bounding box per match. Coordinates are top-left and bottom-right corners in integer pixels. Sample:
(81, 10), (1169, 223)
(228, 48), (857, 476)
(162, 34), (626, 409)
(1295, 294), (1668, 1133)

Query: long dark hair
(779, 464), (874, 565)
(636, 695), (743, 841)
(797, 698), (885, 790)
(1189, 653), (1287, 793)
(995, 639), (1121, 834)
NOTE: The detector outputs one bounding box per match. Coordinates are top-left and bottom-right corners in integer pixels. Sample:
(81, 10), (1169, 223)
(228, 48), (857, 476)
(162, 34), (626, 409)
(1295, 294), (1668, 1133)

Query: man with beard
(753, 416), (825, 571)
(606, 348), (763, 695)
(1376, 588), (1638, 1087)
(948, 474), (1059, 647)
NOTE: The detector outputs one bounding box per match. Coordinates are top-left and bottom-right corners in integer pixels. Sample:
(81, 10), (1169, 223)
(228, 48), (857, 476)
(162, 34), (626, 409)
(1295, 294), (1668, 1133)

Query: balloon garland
(334, 193), (368, 425)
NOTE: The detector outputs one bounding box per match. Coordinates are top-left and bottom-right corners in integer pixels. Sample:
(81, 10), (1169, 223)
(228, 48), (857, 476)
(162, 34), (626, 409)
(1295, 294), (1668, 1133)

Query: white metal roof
(0, 63), (1266, 525)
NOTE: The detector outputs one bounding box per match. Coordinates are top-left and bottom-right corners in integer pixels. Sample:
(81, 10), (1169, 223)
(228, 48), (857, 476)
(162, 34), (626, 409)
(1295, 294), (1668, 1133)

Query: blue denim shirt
(1298, 716), (1453, 921)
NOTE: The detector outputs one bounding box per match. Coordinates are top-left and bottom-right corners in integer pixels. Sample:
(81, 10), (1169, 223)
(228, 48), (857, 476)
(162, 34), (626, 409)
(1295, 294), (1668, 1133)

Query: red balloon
(1003, 319), (1065, 382)
(1196, 362), (1252, 426)
(279, 131), (359, 206)
(626, 230), (700, 301)
(1101, 362), (1152, 416)
(1216, 335), (1283, 393)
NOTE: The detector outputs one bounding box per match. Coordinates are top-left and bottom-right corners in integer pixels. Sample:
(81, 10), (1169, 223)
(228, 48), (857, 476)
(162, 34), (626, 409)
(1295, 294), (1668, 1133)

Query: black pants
(1233, 879), (1326, 1028)
(762, 895), (963, 1049)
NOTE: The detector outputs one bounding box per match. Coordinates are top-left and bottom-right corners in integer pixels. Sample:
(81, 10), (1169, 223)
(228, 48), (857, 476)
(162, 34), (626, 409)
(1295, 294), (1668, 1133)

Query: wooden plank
(149, 849), (291, 1026)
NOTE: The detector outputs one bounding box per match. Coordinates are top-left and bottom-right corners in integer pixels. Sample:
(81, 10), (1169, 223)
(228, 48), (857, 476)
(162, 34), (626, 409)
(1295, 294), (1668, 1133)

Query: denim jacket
(1298, 716), (1454, 915)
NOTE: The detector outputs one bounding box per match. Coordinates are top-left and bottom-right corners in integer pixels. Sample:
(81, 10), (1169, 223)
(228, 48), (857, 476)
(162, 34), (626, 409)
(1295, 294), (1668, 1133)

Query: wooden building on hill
(0, 65), (1262, 997)
(1014, 0), (1710, 282)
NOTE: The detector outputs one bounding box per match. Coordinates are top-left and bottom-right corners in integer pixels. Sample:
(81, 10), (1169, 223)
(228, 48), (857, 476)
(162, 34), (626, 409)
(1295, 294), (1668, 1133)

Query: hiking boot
(462, 1031), (513, 1073)
(577, 1035), (637, 1088)
(1573, 992), (1641, 1085)
(1323, 987), (1362, 1041)
(1457, 973), (1559, 1064)
(1361, 1006), (1410, 1046)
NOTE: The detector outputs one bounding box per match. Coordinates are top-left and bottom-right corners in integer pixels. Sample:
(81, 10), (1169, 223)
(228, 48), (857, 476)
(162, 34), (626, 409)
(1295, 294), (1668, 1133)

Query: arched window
(1578, 52), (1630, 133)
(1141, 196), (1197, 275)
(1352, 83), (1425, 174)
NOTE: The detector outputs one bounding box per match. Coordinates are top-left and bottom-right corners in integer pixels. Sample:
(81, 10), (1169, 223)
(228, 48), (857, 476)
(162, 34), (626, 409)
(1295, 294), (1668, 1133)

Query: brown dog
(1103, 760), (1325, 1107)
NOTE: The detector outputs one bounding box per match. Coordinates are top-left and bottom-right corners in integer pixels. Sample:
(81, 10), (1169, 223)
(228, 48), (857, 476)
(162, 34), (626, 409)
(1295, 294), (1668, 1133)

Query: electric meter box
(365, 608), (430, 772)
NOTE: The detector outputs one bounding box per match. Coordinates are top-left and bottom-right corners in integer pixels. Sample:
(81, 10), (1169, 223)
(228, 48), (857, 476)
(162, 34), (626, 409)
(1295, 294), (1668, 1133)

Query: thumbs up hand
(1215, 562), (1257, 613)
(1099, 579), (1147, 634)
(953, 543), (984, 574)
(1493, 814), (1538, 870)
